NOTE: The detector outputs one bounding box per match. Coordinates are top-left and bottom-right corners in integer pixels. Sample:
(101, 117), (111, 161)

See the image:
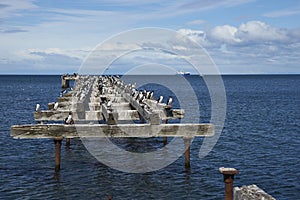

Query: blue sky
(0, 0), (300, 74)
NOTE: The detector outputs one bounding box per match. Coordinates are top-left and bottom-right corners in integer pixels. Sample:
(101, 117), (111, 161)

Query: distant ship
(176, 70), (191, 76)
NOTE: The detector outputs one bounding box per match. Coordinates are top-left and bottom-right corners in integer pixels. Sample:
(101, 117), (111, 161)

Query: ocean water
(0, 75), (299, 199)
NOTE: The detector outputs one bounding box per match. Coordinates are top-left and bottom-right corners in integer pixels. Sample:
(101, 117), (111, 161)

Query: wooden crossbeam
(101, 104), (118, 125)
(34, 110), (75, 121)
(123, 93), (160, 124)
(34, 109), (182, 122)
(11, 123), (214, 139)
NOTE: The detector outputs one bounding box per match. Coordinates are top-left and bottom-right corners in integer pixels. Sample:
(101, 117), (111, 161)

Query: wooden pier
(10, 75), (214, 172)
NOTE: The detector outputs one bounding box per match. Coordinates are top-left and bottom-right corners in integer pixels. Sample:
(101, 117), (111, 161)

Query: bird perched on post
(138, 91), (143, 101)
(167, 96), (173, 106)
(35, 104), (40, 112)
(157, 96), (163, 103)
(53, 102), (59, 110)
(139, 95), (145, 104)
(107, 100), (112, 110)
(146, 91), (150, 99)
(148, 91), (154, 99)
(65, 112), (74, 125)
(143, 90), (147, 97)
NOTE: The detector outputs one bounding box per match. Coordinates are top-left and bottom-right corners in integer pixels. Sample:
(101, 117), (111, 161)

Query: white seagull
(157, 96), (163, 103)
(107, 100), (112, 108)
(54, 102), (59, 110)
(149, 91), (154, 99)
(35, 104), (40, 112)
(167, 96), (173, 106)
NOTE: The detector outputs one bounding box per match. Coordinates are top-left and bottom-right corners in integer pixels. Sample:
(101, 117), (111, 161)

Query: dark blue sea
(0, 75), (299, 199)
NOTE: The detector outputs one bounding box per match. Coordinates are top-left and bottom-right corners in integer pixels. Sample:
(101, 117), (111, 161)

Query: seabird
(107, 100), (112, 108)
(53, 102), (59, 110)
(35, 104), (40, 112)
(143, 90), (147, 96)
(139, 95), (145, 103)
(131, 89), (136, 96)
(138, 91), (144, 100)
(146, 91), (150, 99)
(65, 112), (74, 124)
(143, 104), (148, 110)
(149, 91), (154, 99)
(157, 96), (163, 103)
(167, 96), (173, 106)
(132, 83), (136, 89)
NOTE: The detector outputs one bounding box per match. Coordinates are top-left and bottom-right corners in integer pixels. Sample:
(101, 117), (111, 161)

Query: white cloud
(208, 21), (289, 44)
(176, 21), (300, 74)
(177, 29), (207, 45)
(236, 21), (288, 43)
(179, 0), (256, 12)
(263, 7), (300, 18)
(16, 47), (91, 62)
(0, 0), (37, 19)
(187, 19), (206, 25)
(210, 25), (241, 43)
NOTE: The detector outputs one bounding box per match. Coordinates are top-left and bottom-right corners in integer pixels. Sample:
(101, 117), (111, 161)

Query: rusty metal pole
(219, 167), (238, 200)
(54, 138), (63, 172)
(163, 137), (167, 146)
(163, 119), (168, 146)
(183, 137), (192, 169)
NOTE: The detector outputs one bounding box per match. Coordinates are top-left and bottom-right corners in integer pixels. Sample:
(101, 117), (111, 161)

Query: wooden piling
(184, 137), (192, 169)
(54, 138), (63, 172)
(62, 78), (69, 89)
(219, 167), (238, 200)
(163, 119), (168, 146)
(66, 138), (70, 148)
(163, 137), (167, 146)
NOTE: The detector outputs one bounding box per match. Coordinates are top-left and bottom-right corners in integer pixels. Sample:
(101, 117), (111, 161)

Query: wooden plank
(123, 93), (160, 124)
(11, 123), (214, 139)
(143, 99), (167, 110)
(88, 102), (101, 111)
(34, 111), (75, 121)
(116, 110), (140, 120)
(34, 109), (140, 121)
(57, 97), (71, 103)
(101, 104), (118, 125)
(85, 111), (104, 120)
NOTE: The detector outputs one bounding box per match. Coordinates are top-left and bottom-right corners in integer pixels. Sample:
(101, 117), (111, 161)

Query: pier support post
(54, 138), (63, 172)
(163, 120), (168, 146)
(163, 137), (167, 146)
(66, 138), (71, 148)
(61, 77), (69, 89)
(219, 167), (238, 200)
(183, 137), (192, 169)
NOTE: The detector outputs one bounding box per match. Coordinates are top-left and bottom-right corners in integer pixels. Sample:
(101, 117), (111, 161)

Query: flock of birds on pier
(35, 75), (173, 117)
(103, 76), (173, 107)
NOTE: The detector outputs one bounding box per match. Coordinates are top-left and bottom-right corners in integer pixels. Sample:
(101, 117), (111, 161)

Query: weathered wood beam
(123, 93), (160, 125)
(171, 109), (185, 118)
(11, 123), (214, 139)
(57, 97), (72, 103)
(34, 111), (82, 121)
(34, 109), (179, 122)
(85, 111), (104, 121)
(101, 104), (118, 125)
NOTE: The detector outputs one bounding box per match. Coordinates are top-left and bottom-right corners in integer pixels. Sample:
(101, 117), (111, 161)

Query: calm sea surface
(0, 75), (299, 199)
